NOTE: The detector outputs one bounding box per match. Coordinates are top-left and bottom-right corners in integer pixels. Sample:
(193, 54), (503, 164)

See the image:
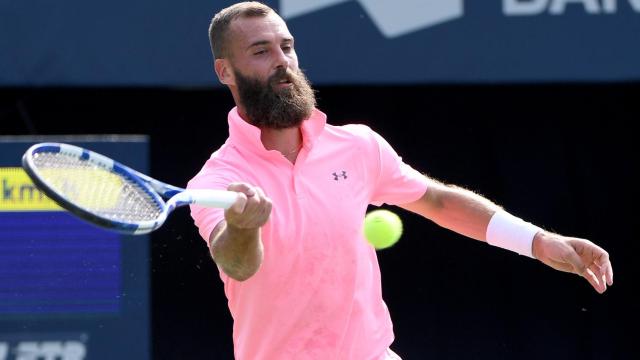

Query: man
(188, 2), (613, 359)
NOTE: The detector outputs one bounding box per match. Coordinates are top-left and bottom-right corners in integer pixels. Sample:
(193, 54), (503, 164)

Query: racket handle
(182, 189), (239, 209)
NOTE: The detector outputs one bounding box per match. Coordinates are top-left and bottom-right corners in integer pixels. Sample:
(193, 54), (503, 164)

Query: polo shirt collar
(227, 107), (327, 154)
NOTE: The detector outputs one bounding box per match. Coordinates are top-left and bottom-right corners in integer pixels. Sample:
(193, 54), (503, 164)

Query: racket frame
(22, 143), (204, 234)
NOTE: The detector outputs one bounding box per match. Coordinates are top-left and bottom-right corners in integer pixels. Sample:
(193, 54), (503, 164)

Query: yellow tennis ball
(363, 209), (403, 250)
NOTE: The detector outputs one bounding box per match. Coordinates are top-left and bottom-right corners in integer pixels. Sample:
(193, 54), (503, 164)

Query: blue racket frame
(22, 143), (217, 234)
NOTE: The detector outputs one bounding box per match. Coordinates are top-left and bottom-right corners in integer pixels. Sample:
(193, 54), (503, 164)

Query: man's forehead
(229, 13), (292, 45)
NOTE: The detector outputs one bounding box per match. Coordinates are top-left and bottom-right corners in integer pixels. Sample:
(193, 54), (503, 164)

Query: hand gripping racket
(22, 143), (237, 235)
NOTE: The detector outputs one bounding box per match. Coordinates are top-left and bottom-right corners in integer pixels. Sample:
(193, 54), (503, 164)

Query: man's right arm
(209, 183), (272, 282)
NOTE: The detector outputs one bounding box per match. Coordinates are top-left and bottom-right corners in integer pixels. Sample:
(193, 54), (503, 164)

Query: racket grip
(184, 189), (239, 209)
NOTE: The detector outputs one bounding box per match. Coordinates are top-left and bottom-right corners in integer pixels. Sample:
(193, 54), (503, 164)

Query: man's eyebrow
(247, 37), (294, 50)
(247, 40), (270, 50)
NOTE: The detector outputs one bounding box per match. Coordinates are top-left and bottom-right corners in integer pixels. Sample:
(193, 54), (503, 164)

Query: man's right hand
(224, 182), (272, 230)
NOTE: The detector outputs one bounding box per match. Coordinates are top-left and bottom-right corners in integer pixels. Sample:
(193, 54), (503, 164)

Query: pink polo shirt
(188, 108), (428, 360)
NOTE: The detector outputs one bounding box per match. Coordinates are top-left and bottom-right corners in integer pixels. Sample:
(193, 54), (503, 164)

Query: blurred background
(1, 1), (638, 359)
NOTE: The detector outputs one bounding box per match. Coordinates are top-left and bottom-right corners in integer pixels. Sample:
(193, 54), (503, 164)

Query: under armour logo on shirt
(332, 171), (348, 181)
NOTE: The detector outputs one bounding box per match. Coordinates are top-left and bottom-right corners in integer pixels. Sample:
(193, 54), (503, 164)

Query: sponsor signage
(0, 137), (150, 360)
(0, 168), (61, 212)
(1, 0), (638, 85)
(0, 333), (87, 360)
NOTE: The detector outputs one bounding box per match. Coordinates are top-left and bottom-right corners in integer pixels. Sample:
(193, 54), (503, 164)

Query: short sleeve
(368, 128), (428, 206)
(187, 158), (239, 246)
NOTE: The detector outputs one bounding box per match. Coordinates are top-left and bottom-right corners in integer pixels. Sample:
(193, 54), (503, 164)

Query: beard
(234, 66), (316, 129)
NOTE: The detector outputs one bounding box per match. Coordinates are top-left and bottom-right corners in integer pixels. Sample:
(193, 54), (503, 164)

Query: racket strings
(33, 152), (162, 222)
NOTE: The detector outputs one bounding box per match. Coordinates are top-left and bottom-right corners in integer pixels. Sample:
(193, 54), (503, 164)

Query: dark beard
(234, 67), (316, 129)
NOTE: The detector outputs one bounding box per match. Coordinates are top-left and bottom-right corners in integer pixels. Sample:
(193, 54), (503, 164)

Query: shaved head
(209, 2), (275, 59)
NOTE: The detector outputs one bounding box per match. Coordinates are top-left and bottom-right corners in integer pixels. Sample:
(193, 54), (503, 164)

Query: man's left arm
(399, 178), (614, 293)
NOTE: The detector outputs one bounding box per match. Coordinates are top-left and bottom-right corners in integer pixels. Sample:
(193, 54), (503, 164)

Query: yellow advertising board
(0, 167), (61, 211)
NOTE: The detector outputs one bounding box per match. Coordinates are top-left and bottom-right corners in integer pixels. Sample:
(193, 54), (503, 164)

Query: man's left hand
(532, 232), (614, 294)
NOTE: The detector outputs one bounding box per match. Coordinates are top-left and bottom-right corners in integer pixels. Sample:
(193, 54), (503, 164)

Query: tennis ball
(363, 209), (403, 250)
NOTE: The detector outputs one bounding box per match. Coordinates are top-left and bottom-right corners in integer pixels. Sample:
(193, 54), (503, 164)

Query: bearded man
(187, 3), (613, 359)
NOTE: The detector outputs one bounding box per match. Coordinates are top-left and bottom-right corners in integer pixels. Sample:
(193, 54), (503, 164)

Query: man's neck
(237, 106), (303, 162)
(260, 126), (302, 159)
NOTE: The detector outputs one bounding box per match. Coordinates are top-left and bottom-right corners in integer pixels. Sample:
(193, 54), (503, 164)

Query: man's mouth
(274, 77), (293, 88)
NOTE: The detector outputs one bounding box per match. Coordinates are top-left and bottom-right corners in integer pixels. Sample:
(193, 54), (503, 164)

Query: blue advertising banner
(0, 136), (150, 360)
(1, 0), (639, 86)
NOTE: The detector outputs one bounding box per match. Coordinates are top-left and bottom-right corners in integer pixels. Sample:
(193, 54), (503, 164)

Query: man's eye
(254, 50), (266, 55)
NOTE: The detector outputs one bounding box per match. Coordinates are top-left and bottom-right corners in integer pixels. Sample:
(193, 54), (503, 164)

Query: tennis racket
(22, 142), (238, 235)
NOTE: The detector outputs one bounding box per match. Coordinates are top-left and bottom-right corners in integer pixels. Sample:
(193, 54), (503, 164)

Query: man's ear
(215, 59), (235, 86)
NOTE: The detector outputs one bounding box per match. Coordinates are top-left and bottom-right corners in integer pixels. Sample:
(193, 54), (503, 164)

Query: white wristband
(486, 211), (541, 258)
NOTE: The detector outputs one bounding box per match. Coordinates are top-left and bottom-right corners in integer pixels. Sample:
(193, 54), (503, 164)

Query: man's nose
(273, 47), (290, 70)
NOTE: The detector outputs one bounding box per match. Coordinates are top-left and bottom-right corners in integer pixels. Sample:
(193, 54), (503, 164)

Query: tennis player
(188, 2), (614, 359)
